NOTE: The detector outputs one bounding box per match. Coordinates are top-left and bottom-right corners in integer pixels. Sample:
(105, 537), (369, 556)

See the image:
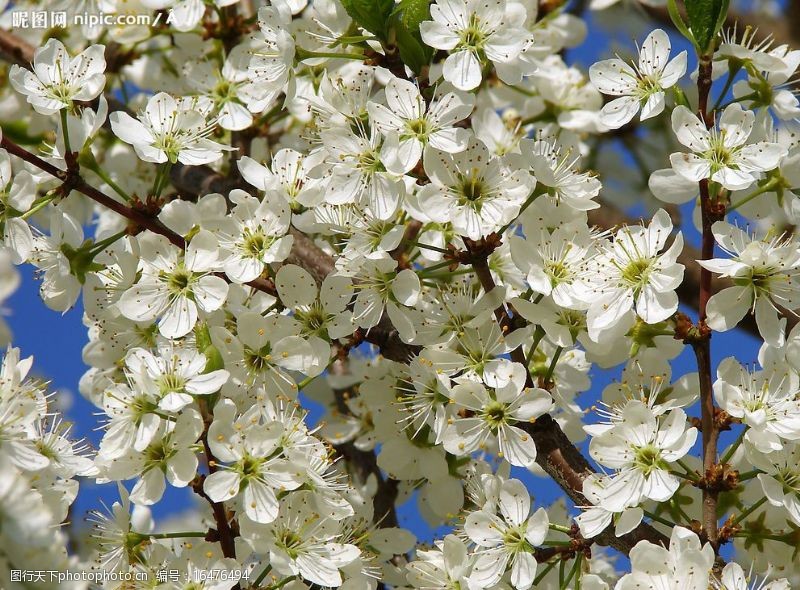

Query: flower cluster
(2, 0), (800, 588)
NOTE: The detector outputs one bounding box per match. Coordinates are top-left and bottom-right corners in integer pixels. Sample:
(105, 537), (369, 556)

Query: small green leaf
(684, 0), (728, 53)
(396, 0), (430, 32)
(667, 0), (696, 48)
(671, 86), (690, 109)
(340, 0), (396, 41)
(394, 19), (433, 74)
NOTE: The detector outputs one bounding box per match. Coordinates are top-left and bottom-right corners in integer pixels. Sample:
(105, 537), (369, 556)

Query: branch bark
(693, 53), (722, 550)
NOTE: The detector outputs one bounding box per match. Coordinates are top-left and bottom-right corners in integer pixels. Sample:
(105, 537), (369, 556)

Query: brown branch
(693, 53), (723, 550)
(0, 137), (277, 296)
(195, 400), (238, 561)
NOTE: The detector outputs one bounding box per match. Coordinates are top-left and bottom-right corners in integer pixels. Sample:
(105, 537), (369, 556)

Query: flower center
(157, 372), (186, 394)
(406, 118), (429, 139)
(620, 258), (652, 293)
(458, 174), (486, 207)
(166, 267), (195, 295)
(242, 230), (270, 258)
(502, 525), (532, 552)
(458, 13), (487, 52)
(633, 444), (665, 476)
(482, 400), (508, 429)
(244, 344), (273, 373)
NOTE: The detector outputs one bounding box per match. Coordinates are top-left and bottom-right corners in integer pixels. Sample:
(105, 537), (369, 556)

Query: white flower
(419, 137), (534, 239)
(583, 210), (684, 342)
(321, 126), (405, 220)
(749, 442), (800, 528)
(669, 103), (787, 191)
(590, 29), (687, 128)
(521, 138), (601, 211)
(614, 527), (714, 590)
(464, 478), (549, 590)
(420, 0), (531, 91)
(714, 357), (800, 452)
(588, 402), (697, 512)
(247, 4), (296, 105)
(716, 562), (790, 590)
(340, 253), (420, 339)
(125, 346), (229, 412)
(88, 484), (153, 572)
(118, 231), (229, 339)
(367, 78), (473, 173)
(212, 190), (293, 284)
(699, 221), (800, 347)
(275, 264), (354, 375)
(575, 474), (644, 539)
(407, 535), (474, 590)
(211, 312), (315, 399)
(0, 149), (36, 264)
(238, 148), (326, 208)
(100, 409), (203, 505)
(510, 226), (595, 310)
(442, 370), (552, 467)
(110, 92), (230, 165)
(9, 38), (106, 115)
(29, 209), (84, 312)
(247, 490), (360, 586)
(203, 400), (304, 524)
(184, 47), (275, 131)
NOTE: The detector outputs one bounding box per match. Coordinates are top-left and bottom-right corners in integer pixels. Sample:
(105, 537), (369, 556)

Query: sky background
(2, 3), (766, 562)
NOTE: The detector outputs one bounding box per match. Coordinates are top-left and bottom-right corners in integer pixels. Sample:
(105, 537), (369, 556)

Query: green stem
(295, 48), (366, 61)
(525, 327), (545, 369)
(730, 497), (767, 527)
(728, 178), (780, 211)
(720, 426), (748, 464)
(561, 554), (581, 590)
(548, 523), (573, 534)
(497, 188), (540, 235)
(148, 531), (207, 539)
(267, 576), (297, 590)
(60, 110), (72, 156)
(151, 162), (173, 199)
(670, 497), (693, 524)
(253, 564), (272, 587)
(543, 347), (563, 383)
(532, 560), (558, 585)
(422, 268), (475, 280)
(418, 259), (456, 275)
(738, 469), (762, 481)
(412, 241), (450, 254)
(643, 510), (679, 528)
(90, 230), (128, 255)
(716, 91), (758, 111)
(20, 194), (57, 220)
(675, 458), (700, 482)
(89, 163), (132, 202)
(711, 66), (740, 112)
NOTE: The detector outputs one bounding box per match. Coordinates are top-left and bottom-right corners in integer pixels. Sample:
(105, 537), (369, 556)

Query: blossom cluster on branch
(1, 0), (800, 588)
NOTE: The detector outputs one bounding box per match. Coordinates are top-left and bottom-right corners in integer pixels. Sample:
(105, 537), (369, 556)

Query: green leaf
(394, 19), (433, 74)
(667, 0), (696, 48)
(340, 0), (396, 41)
(684, 0), (728, 53)
(396, 0), (430, 32)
